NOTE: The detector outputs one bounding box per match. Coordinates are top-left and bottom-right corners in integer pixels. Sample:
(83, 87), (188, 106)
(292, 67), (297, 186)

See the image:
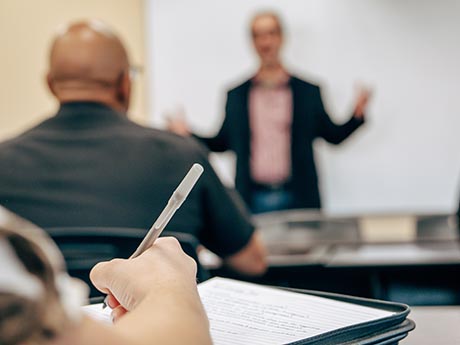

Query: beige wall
(0, 0), (146, 140)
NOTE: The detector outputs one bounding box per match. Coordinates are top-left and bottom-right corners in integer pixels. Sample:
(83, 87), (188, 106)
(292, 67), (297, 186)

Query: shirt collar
(251, 73), (291, 89)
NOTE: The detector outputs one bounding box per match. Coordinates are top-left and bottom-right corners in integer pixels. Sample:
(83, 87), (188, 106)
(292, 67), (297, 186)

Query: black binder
(280, 288), (415, 345)
(198, 277), (415, 345)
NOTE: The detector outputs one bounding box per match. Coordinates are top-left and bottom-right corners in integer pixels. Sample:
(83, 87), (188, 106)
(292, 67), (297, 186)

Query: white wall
(146, 0), (460, 215)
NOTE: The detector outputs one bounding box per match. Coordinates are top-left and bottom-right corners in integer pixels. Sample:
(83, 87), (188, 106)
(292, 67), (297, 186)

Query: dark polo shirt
(0, 102), (254, 257)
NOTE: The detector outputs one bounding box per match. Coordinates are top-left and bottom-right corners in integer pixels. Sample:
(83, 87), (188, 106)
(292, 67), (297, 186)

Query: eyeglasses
(252, 28), (281, 40)
(129, 65), (143, 81)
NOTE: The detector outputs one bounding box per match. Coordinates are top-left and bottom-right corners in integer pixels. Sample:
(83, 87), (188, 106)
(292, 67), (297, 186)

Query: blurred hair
(0, 227), (69, 345)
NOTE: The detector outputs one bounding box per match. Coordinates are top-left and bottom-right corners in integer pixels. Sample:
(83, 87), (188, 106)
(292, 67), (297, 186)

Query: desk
(401, 306), (460, 344)
(256, 210), (458, 252)
(212, 211), (460, 305)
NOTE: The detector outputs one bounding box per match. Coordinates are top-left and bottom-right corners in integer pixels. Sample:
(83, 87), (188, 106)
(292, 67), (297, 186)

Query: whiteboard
(145, 0), (460, 215)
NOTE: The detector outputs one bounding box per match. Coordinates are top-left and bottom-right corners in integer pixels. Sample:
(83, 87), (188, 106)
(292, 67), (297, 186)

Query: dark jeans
(251, 188), (294, 214)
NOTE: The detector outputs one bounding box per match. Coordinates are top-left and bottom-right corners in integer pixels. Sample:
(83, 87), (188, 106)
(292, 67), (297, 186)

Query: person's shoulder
(227, 76), (252, 95)
(122, 120), (185, 143)
(0, 134), (33, 165)
(125, 122), (207, 157)
(0, 136), (19, 155)
(0, 116), (52, 153)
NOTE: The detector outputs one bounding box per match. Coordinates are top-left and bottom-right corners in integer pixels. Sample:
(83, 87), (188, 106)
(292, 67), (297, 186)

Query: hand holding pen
(102, 163), (204, 308)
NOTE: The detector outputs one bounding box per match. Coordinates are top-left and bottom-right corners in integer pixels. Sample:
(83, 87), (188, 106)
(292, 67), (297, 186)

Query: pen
(130, 163), (204, 258)
(103, 163), (204, 308)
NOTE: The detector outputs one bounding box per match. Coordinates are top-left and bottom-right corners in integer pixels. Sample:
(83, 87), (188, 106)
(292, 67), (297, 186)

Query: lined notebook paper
(82, 303), (112, 323)
(198, 277), (395, 345)
(83, 277), (396, 345)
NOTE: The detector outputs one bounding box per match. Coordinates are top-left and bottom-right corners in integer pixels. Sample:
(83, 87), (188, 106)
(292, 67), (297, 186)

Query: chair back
(45, 227), (208, 297)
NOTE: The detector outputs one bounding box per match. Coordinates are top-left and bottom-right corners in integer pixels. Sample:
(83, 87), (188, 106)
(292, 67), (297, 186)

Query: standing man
(169, 11), (370, 213)
(0, 20), (266, 276)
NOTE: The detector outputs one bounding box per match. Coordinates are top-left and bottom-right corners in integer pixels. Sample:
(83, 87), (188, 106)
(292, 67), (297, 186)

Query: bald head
(47, 20), (131, 112)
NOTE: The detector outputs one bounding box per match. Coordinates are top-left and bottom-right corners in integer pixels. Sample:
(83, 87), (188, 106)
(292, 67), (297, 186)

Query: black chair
(45, 227), (209, 297)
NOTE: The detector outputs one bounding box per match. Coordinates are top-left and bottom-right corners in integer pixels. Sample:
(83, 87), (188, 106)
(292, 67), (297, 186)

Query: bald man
(0, 21), (266, 276)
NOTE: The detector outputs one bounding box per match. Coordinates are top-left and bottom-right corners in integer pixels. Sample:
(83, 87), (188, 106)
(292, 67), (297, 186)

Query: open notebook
(83, 277), (414, 344)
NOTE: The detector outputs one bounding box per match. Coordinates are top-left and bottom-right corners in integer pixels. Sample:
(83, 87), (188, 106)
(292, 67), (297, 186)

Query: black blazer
(197, 76), (365, 209)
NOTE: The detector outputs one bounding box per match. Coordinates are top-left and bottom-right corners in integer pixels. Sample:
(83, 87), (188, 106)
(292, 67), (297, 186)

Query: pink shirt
(249, 77), (292, 185)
